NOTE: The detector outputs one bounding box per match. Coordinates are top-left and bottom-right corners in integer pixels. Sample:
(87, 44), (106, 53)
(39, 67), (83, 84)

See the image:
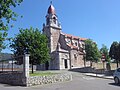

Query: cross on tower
(50, 1), (52, 4)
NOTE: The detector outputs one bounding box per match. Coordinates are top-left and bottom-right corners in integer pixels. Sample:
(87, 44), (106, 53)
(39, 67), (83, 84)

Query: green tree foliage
(10, 27), (50, 73)
(0, 0), (23, 52)
(109, 41), (120, 68)
(100, 44), (110, 63)
(85, 39), (101, 67)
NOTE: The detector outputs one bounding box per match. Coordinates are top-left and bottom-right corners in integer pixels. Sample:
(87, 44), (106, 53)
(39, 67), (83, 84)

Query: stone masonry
(42, 4), (87, 70)
(27, 73), (72, 86)
(0, 54), (72, 86)
(0, 72), (72, 86)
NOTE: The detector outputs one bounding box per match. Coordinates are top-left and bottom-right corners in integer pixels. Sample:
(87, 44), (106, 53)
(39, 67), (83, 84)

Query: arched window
(75, 42), (78, 46)
(74, 54), (77, 60)
(53, 17), (56, 24)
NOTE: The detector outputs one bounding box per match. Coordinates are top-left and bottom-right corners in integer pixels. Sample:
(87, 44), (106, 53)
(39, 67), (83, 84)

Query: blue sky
(2, 0), (120, 53)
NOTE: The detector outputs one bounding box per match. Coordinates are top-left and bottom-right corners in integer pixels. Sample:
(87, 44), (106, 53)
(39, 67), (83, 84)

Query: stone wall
(70, 50), (84, 68)
(0, 72), (72, 87)
(0, 72), (26, 86)
(27, 73), (72, 86)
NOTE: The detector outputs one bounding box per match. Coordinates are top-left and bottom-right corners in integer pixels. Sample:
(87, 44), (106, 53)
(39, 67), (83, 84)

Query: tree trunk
(84, 56), (86, 67)
(116, 60), (119, 68)
(84, 60), (86, 67)
(90, 61), (92, 68)
(32, 62), (34, 74)
(103, 61), (105, 69)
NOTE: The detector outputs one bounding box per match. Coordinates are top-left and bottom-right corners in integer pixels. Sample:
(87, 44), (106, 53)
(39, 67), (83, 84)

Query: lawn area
(30, 71), (58, 76)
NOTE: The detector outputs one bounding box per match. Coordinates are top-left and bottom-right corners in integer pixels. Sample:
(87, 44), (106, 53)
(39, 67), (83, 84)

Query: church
(42, 4), (87, 70)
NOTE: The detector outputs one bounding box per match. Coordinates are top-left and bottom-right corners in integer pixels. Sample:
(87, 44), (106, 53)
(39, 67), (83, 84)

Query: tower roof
(47, 4), (56, 14)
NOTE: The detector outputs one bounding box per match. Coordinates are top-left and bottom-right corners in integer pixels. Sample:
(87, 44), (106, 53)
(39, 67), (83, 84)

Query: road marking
(82, 77), (95, 80)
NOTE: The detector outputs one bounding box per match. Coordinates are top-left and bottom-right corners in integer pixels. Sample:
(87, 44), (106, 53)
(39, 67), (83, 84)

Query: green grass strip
(30, 71), (58, 76)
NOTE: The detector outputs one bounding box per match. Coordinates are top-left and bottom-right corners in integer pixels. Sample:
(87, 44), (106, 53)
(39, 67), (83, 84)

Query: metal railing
(0, 55), (24, 72)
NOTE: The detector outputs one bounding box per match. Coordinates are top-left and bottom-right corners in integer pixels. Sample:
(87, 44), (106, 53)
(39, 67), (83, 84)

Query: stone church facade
(42, 4), (86, 70)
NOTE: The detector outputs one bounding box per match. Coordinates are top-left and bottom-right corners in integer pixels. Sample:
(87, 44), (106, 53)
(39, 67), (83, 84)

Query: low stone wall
(27, 73), (72, 86)
(0, 72), (72, 86)
(0, 71), (26, 86)
(104, 70), (115, 76)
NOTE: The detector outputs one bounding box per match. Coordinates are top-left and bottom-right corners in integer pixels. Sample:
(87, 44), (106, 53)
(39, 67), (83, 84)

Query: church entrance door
(64, 59), (68, 68)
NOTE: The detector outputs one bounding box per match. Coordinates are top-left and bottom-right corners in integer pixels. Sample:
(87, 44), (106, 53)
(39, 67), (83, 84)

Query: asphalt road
(0, 71), (120, 90)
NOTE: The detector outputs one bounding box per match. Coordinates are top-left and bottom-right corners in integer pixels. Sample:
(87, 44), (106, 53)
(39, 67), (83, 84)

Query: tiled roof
(80, 38), (87, 41)
(65, 34), (72, 38)
(61, 33), (87, 50)
(64, 33), (87, 41)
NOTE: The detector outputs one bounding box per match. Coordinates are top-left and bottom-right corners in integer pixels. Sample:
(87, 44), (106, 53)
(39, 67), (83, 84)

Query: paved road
(0, 71), (120, 90)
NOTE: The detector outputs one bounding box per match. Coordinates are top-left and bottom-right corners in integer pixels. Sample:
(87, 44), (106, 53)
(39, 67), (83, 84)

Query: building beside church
(42, 4), (87, 70)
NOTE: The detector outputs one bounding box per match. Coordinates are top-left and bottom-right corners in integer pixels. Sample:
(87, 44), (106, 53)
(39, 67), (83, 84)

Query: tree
(0, 0), (23, 52)
(85, 39), (101, 67)
(10, 27), (50, 73)
(109, 41), (120, 68)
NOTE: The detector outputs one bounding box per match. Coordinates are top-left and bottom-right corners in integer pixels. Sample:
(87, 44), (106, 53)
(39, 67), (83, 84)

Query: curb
(85, 74), (114, 80)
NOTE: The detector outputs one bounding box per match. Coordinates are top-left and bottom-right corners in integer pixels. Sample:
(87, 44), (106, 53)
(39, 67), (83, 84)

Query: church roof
(47, 4), (56, 14)
(64, 33), (87, 41)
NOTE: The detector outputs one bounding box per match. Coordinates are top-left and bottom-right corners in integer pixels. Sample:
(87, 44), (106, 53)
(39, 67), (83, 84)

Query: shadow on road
(68, 67), (95, 73)
(0, 82), (26, 87)
(69, 67), (115, 76)
(109, 83), (120, 87)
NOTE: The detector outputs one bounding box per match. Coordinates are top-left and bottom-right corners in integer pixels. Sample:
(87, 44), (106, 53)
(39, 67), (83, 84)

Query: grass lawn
(30, 71), (58, 76)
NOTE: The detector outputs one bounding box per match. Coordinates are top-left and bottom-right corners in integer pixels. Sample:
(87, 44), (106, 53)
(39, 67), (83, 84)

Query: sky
(2, 0), (120, 53)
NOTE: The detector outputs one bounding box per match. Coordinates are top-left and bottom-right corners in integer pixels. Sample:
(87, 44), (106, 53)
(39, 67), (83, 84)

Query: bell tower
(43, 3), (61, 69)
(43, 3), (61, 52)
(46, 3), (61, 28)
